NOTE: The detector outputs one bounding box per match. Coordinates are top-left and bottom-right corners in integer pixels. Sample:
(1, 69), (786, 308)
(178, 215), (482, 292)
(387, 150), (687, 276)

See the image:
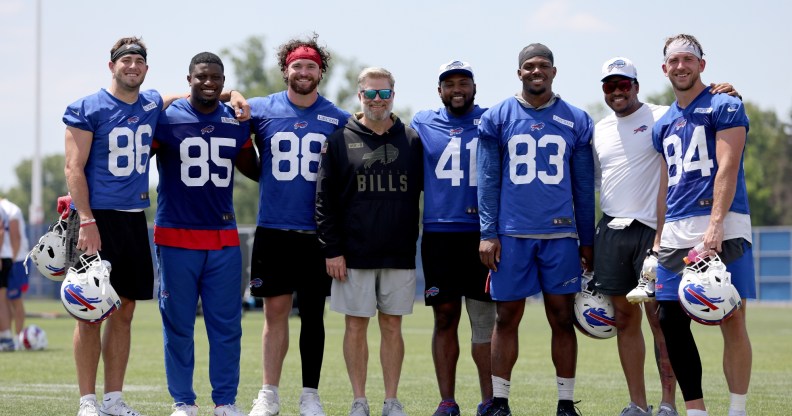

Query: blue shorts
(656, 239), (756, 301)
(6, 260), (29, 299)
(489, 236), (582, 301)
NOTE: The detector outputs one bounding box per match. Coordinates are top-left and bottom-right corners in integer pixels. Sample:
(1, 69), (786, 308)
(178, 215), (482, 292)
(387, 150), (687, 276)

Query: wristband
(80, 218), (97, 228)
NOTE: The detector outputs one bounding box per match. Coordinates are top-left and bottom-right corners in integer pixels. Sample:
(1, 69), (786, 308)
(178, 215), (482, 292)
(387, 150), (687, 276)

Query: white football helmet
(678, 254), (742, 325)
(18, 324), (48, 351)
(574, 272), (617, 339)
(27, 220), (69, 281)
(60, 254), (121, 324)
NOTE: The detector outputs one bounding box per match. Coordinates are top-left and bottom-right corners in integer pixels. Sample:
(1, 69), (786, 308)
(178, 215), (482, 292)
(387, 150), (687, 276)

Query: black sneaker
(476, 399), (494, 416)
(556, 400), (582, 416)
(482, 398), (511, 416)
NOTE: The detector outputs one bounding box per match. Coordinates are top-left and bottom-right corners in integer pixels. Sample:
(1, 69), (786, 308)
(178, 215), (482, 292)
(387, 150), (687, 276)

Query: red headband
(285, 46), (322, 67)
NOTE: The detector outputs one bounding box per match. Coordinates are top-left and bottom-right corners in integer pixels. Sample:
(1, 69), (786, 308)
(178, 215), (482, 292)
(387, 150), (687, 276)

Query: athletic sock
(492, 376), (510, 399)
(556, 377), (575, 401)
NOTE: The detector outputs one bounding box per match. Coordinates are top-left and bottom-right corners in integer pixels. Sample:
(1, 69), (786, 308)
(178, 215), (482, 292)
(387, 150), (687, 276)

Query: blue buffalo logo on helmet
(294, 121), (308, 129)
(46, 264), (66, 277)
(581, 306), (616, 328)
(201, 125), (215, 135)
(681, 283), (724, 311)
(62, 283), (101, 312)
(531, 122), (545, 131)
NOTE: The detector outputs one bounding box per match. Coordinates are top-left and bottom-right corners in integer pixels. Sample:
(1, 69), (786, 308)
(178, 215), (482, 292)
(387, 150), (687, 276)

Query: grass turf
(0, 299), (789, 415)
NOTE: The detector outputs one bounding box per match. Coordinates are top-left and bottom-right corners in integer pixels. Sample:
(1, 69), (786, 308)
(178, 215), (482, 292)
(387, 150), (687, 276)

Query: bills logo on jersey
(633, 125), (648, 134)
(127, 116), (140, 125)
(425, 287), (440, 298)
(201, 125), (215, 135)
(294, 121), (308, 129)
(531, 122), (545, 131)
(249, 278), (263, 288)
(674, 118), (687, 130)
(62, 284), (99, 311)
(449, 127), (463, 136)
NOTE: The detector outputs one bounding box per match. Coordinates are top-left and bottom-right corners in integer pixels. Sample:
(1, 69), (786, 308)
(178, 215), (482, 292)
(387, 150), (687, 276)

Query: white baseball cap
(601, 57), (637, 81)
(438, 60), (474, 82)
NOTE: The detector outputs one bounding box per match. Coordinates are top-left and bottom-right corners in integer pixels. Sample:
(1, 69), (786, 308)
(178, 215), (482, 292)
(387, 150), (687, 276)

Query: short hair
(277, 32), (331, 73)
(357, 67), (395, 90)
(663, 34), (705, 58)
(110, 37), (147, 62)
(189, 52), (224, 73)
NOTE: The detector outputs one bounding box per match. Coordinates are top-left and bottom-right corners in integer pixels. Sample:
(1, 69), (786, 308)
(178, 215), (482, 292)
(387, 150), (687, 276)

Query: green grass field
(0, 299), (789, 416)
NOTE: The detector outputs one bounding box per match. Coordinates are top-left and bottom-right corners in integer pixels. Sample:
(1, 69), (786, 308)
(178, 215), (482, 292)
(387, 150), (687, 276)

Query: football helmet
(678, 254), (742, 325)
(26, 220), (69, 281)
(574, 272), (617, 339)
(18, 324), (48, 351)
(60, 254), (121, 324)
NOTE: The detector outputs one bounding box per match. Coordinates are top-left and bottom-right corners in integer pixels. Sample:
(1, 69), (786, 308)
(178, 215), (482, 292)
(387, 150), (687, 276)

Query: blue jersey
(154, 99), (251, 230)
(411, 106), (486, 232)
(63, 89), (163, 210)
(477, 97), (595, 244)
(652, 87), (750, 221)
(249, 92), (350, 230)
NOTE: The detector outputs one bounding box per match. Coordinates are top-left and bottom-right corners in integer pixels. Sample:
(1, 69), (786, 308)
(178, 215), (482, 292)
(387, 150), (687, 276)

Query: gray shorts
(330, 268), (416, 317)
(593, 215), (655, 296)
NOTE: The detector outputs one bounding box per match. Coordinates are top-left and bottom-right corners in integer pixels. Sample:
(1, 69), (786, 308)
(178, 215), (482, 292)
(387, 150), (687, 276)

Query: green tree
(2, 154), (68, 226)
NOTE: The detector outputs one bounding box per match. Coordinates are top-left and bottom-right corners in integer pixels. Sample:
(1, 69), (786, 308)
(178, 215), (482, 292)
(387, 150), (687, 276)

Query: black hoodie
(315, 113), (423, 269)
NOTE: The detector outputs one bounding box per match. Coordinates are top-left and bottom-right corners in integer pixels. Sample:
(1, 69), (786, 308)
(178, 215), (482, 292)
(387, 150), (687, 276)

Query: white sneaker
(78, 398), (100, 416)
(299, 392), (326, 416)
(171, 403), (199, 416)
(99, 398), (145, 416)
(626, 275), (656, 304)
(215, 404), (247, 416)
(250, 389), (279, 416)
(349, 399), (370, 416)
(381, 399), (407, 416)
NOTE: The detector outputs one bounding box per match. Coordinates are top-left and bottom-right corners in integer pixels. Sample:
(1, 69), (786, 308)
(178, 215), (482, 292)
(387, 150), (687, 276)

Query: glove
(57, 195), (72, 219)
(641, 250), (658, 281)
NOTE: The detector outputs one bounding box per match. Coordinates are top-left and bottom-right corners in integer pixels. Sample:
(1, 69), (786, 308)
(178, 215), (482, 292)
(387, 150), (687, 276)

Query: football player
(410, 60), (495, 416)
(653, 34), (754, 416)
(477, 44), (594, 416)
(246, 33), (350, 416)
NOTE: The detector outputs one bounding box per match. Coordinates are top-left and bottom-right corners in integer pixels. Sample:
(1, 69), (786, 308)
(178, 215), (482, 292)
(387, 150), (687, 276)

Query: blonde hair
(357, 67), (395, 90)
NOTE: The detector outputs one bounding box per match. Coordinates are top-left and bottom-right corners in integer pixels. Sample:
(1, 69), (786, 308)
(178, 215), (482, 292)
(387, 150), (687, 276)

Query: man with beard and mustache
(62, 37), (248, 416)
(409, 61), (495, 416)
(246, 34), (350, 416)
(153, 52), (254, 416)
(315, 67), (423, 416)
(652, 34), (753, 416)
(477, 43), (594, 416)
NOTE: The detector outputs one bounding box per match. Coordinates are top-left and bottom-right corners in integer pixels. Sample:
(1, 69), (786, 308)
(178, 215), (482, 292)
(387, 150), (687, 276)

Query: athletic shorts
(65, 209), (154, 300)
(421, 231), (491, 305)
(0, 258), (10, 289)
(593, 215), (655, 295)
(489, 236), (582, 301)
(656, 238), (756, 301)
(330, 268), (416, 317)
(249, 227), (331, 298)
(6, 260), (30, 299)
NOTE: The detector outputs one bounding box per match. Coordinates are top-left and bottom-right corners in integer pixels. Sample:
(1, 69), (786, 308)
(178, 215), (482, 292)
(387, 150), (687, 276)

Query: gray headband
(518, 43), (554, 67)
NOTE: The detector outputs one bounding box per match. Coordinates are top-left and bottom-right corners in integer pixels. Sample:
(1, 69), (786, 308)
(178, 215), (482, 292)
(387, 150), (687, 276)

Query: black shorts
(421, 231), (491, 305)
(249, 227), (331, 298)
(593, 214), (655, 295)
(0, 258), (11, 289)
(65, 209), (154, 300)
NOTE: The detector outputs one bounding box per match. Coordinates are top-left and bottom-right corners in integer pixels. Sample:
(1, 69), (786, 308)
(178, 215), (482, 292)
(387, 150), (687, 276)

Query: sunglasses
(360, 89), (393, 100)
(602, 79), (634, 94)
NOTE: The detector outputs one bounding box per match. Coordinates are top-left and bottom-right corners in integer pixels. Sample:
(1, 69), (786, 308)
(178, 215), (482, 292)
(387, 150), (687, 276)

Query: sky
(1, 0), (790, 193)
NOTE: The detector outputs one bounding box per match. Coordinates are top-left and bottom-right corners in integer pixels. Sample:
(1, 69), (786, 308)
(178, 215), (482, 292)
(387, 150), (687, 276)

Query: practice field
(0, 299), (789, 415)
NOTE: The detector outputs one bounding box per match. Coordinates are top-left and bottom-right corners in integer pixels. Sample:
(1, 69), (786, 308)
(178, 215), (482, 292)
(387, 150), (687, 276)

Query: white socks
(557, 377), (575, 401)
(492, 376), (510, 399)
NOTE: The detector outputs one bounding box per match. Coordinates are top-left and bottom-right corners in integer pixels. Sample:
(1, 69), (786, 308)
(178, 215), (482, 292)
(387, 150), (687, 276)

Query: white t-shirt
(594, 103), (668, 229)
(0, 199), (29, 261)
